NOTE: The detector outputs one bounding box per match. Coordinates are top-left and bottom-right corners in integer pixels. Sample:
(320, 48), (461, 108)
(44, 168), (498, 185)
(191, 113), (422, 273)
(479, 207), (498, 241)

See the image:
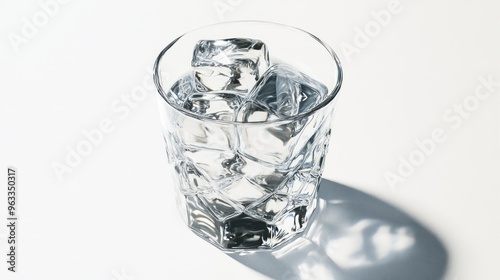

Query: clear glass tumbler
(154, 21), (342, 250)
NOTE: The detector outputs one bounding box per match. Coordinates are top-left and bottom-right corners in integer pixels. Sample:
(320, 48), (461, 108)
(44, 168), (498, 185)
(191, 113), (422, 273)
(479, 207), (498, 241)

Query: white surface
(1, 0), (499, 279)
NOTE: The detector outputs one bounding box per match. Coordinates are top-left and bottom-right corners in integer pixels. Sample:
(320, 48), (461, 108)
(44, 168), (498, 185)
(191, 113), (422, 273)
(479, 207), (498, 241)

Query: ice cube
(235, 101), (279, 123)
(237, 119), (307, 165)
(191, 38), (270, 92)
(168, 74), (207, 106)
(182, 91), (243, 121)
(237, 66), (330, 165)
(177, 114), (237, 150)
(250, 64), (328, 118)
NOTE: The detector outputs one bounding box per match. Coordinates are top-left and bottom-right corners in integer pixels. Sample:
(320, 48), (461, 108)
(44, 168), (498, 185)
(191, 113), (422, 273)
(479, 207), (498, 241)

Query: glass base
(176, 191), (317, 250)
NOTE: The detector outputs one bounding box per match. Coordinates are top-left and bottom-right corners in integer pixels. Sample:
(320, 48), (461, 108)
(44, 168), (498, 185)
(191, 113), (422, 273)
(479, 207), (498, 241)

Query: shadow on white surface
(227, 180), (448, 280)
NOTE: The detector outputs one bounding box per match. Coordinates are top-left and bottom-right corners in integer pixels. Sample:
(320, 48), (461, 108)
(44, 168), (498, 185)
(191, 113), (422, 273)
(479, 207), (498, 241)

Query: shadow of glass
(226, 179), (448, 280)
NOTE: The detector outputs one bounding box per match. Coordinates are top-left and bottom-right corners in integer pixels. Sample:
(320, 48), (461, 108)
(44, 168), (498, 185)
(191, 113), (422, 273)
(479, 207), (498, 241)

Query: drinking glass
(154, 21), (342, 250)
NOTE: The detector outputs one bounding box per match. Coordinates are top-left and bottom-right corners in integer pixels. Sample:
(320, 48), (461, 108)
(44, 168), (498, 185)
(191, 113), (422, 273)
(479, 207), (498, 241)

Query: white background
(1, 0), (499, 279)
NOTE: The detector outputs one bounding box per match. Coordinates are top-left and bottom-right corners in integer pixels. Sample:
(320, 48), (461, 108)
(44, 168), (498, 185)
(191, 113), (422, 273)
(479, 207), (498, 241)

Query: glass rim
(153, 20), (343, 125)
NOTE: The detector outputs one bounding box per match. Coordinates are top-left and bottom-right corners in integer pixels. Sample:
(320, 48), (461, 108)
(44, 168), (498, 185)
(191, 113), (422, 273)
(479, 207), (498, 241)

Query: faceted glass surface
(159, 81), (333, 249)
(155, 27), (342, 250)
